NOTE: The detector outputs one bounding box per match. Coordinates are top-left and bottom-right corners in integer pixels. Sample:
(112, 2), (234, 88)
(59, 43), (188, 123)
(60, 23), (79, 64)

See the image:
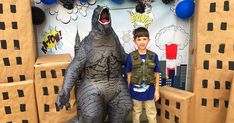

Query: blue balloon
(41, 0), (57, 5)
(80, 0), (88, 3)
(111, 0), (124, 4)
(175, 0), (195, 19)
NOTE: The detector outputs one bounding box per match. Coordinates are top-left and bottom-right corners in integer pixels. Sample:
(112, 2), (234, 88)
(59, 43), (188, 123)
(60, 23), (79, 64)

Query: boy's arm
(154, 72), (160, 101)
(127, 73), (132, 87)
(126, 54), (132, 87)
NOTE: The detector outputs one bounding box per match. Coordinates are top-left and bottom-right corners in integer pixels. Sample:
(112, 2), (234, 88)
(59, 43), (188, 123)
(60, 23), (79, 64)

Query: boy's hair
(133, 27), (149, 40)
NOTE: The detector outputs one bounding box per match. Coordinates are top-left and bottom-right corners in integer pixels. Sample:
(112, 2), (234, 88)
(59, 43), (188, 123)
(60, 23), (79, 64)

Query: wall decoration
(34, 0), (95, 24)
(130, 2), (154, 28)
(49, 4), (79, 24)
(35, 0), (191, 89)
(40, 27), (63, 54)
(155, 25), (189, 50)
(155, 25), (189, 89)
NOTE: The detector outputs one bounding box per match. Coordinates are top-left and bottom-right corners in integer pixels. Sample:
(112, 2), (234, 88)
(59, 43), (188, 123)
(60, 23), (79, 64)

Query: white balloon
(88, 0), (97, 5)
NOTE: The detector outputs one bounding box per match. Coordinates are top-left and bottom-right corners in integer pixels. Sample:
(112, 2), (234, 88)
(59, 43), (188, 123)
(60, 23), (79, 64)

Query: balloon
(87, 0), (97, 5)
(175, 0), (195, 19)
(111, 0), (124, 4)
(41, 0), (57, 5)
(59, 0), (74, 10)
(31, 7), (45, 25)
(80, 0), (88, 3)
(135, 2), (146, 14)
(162, 0), (174, 4)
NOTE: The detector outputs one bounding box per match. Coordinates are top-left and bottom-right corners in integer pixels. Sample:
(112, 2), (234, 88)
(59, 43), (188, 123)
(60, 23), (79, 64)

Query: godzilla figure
(56, 5), (132, 123)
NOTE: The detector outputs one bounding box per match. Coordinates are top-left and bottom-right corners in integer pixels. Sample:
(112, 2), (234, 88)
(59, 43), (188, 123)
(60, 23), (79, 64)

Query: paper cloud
(34, 0), (92, 24)
(48, 3), (78, 24)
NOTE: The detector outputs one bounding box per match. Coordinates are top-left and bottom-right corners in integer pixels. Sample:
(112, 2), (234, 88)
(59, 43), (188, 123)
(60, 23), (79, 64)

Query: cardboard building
(156, 86), (195, 123)
(192, 0), (234, 123)
(225, 76), (234, 123)
(0, 0), (36, 83)
(0, 80), (38, 123)
(34, 54), (77, 123)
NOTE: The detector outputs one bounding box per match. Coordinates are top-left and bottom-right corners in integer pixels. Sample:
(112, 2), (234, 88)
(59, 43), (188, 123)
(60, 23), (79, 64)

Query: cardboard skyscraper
(0, 0), (36, 83)
(192, 0), (234, 123)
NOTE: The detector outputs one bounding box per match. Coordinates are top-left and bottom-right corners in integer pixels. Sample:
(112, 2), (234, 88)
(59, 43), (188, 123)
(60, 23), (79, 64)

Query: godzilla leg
(77, 81), (106, 123)
(107, 80), (133, 123)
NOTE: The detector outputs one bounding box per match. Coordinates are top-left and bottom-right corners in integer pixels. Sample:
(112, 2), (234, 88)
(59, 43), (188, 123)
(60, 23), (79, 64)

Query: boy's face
(134, 36), (150, 51)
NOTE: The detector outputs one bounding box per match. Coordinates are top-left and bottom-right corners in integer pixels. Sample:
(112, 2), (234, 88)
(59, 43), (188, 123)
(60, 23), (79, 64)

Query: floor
(67, 112), (149, 123)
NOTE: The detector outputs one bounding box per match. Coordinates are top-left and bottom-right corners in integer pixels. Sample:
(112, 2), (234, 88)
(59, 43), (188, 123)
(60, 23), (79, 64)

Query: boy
(126, 27), (160, 123)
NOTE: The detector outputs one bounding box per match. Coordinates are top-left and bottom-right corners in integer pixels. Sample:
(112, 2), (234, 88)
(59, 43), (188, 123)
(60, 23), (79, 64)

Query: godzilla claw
(56, 90), (70, 111)
(65, 103), (71, 111)
(55, 102), (61, 112)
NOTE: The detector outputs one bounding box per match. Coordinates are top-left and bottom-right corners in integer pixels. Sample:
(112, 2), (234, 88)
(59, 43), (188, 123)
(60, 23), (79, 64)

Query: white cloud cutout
(49, 4), (78, 24)
(33, 0), (93, 24)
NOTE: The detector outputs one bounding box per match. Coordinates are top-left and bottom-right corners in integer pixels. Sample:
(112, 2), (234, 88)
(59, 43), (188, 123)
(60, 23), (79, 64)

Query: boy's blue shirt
(126, 53), (160, 101)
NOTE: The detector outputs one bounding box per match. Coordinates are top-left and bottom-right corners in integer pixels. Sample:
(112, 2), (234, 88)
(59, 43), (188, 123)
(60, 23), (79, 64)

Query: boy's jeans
(132, 99), (157, 123)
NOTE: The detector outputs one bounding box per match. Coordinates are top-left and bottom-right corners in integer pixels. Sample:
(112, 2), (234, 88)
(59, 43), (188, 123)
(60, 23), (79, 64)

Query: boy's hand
(154, 90), (160, 101)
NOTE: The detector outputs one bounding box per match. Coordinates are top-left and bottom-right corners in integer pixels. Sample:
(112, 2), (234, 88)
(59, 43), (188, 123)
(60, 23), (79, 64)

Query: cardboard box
(191, 0), (234, 123)
(225, 76), (234, 123)
(156, 86), (195, 123)
(0, 0), (36, 83)
(193, 71), (232, 123)
(34, 54), (77, 123)
(0, 80), (38, 123)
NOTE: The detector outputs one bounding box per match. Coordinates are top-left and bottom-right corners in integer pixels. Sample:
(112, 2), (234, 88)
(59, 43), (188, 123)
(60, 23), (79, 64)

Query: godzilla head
(92, 5), (112, 35)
